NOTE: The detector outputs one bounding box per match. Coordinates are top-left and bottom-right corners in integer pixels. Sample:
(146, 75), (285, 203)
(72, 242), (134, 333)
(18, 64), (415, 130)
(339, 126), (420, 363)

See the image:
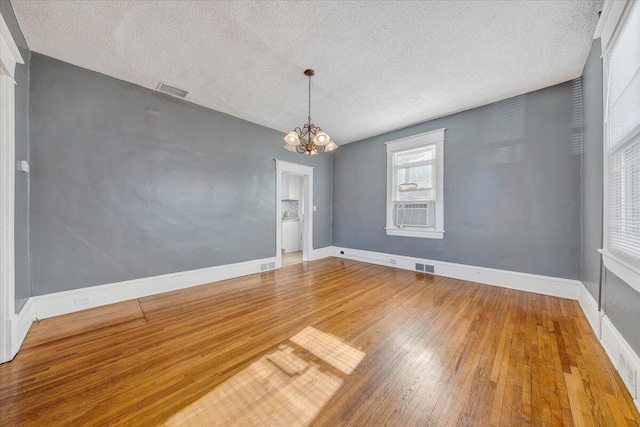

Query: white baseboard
(11, 298), (33, 358)
(31, 257), (276, 320)
(601, 315), (640, 411)
(308, 246), (336, 261)
(333, 247), (582, 299)
(0, 298), (35, 363)
(577, 282), (600, 337)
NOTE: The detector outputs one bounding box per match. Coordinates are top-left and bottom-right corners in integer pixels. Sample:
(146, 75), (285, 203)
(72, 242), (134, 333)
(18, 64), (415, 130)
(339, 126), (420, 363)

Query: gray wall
(1, 0), (31, 313)
(28, 53), (332, 296)
(580, 40), (603, 299)
(333, 80), (582, 279)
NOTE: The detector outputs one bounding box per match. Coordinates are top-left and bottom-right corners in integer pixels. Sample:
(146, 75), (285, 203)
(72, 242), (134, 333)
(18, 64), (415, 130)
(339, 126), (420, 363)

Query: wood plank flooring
(0, 257), (638, 426)
(282, 251), (303, 266)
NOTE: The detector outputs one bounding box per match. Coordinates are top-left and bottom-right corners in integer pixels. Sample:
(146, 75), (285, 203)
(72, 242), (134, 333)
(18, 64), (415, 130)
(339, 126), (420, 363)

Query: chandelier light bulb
(324, 140), (338, 152)
(284, 131), (300, 146)
(314, 131), (330, 146)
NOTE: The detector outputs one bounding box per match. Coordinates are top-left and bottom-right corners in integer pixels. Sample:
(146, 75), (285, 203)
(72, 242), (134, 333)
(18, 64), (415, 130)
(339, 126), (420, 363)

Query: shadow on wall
(482, 78), (583, 166)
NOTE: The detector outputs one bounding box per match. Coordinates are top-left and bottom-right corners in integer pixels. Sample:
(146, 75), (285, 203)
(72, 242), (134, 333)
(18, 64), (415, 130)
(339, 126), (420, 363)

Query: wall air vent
(260, 262), (276, 272)
(155, 82), (189, 99)
(415, 263), (435, 274)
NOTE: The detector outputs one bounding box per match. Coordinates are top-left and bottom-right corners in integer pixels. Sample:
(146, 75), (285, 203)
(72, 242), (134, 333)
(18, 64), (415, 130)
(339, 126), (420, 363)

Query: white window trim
(385, 128), (445, 239)
(599, 0), (640, 294)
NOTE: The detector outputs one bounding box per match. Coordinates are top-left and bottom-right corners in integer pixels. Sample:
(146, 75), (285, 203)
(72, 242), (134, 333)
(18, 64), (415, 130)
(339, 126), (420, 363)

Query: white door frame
(275, 160), (313, 268)
(0, 11), (25, 363)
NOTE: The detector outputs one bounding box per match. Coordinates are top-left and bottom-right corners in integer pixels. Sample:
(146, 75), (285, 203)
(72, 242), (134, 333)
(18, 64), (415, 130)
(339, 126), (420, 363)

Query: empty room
(1, 0), (639, 425)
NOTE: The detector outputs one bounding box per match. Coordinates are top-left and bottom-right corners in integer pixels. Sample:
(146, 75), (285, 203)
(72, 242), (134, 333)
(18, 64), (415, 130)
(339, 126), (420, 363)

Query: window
(602, 0), (640, 290)
(385, 129), (445, 239)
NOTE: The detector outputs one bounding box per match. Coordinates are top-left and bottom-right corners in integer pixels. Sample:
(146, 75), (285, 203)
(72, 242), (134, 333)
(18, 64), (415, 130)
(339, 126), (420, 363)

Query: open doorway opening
(275, 161), (313, 269)
(281, 173), (303, 266)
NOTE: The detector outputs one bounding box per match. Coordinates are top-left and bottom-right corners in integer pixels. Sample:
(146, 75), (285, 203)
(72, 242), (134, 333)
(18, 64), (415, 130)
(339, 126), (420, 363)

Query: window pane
(398, 164), (432, 189)
(609, 71), (640, 149)
(608, 0), (639, 104)
(396, 146), (434, 165)
(396, 189), (433, 202)
(610, 137), (640, 260)
(608, 0), (640, 150)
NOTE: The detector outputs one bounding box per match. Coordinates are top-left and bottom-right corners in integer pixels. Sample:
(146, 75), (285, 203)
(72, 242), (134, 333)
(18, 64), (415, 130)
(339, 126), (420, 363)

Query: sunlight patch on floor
(291, 326), (365, 375)
(164, 328), (364, 426)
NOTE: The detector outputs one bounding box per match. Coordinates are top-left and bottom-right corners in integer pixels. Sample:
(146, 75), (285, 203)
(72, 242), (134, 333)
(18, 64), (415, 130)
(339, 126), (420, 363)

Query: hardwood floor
(0, 257), (638, 426)
(282, 250), (303, 266)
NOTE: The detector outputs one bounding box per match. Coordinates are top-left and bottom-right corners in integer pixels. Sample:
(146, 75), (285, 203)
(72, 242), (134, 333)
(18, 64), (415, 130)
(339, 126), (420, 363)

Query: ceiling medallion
(284, 69), (338, 155)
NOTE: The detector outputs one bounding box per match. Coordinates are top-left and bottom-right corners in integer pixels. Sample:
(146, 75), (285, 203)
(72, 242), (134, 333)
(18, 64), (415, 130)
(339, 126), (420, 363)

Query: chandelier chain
(308, 73), (311, 124)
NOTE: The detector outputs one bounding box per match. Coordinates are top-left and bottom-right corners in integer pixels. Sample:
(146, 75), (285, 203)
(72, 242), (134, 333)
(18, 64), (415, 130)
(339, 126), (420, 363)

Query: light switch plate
(18, 160), (29, 173)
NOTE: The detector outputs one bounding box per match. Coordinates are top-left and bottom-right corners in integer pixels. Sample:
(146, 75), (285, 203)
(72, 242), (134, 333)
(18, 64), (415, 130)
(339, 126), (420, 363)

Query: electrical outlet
(75, 295), (92, 306)
(389, 259), (397, 265)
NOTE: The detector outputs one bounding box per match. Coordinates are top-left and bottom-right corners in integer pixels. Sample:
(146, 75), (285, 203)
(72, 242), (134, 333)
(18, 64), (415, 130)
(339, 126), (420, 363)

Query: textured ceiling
(12, 0), (602, 144)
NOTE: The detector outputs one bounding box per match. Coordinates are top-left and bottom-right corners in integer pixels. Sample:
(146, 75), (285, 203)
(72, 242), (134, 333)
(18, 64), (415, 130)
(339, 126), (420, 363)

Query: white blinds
(608, 0), (640, 263)
(610, 142), (640, 258)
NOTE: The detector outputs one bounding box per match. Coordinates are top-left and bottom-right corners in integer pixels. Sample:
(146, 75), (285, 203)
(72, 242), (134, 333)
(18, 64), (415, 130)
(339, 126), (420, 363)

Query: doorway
(275, 161), (313, 269)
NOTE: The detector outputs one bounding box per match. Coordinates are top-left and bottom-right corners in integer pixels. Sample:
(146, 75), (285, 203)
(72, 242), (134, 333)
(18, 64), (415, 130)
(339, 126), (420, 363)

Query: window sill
(385, 228), (444, 239)
(598, 249), (640, 294)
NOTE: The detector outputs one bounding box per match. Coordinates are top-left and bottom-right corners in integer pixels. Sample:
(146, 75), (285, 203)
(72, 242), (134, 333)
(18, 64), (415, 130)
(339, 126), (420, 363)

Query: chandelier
(284, 69), (338, 155)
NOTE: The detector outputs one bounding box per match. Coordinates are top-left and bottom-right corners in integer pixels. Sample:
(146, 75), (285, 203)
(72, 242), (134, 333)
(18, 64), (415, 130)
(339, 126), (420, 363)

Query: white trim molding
(0, 10), (25, 364)
(275, 160), (314, 268)
(31, 257), (276, 320)
(577, 281), (601, 338)
(12, 299), (33, 356)
(0, 60), (16, 364)
(599, 0), (640, 296)
(0, 12), (24, 81)
(601, 315), (640, 410)
(594, 0), (630, 51)
(308, 246), (335, 261)
(600, 249), (640, 294)
(333, 247), (581, 299)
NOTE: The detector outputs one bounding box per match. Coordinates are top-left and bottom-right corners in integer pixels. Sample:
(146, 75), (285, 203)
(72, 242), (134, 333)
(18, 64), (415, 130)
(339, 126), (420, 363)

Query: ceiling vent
(155, 82), (188, 99)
